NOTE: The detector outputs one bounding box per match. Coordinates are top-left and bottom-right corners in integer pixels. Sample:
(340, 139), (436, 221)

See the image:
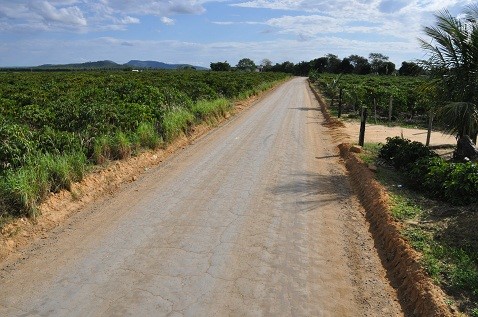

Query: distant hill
(31, 60), (207, 70)
(37, 60), (123, 70)
(125, 60), (206, 70)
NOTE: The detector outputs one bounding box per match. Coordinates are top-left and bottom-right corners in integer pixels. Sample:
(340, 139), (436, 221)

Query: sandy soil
(341, 121), (456, 147)
(0, 78), (403, 316)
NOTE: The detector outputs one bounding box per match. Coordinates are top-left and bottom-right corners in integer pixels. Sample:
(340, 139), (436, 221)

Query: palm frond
(436, 102), (478, 137)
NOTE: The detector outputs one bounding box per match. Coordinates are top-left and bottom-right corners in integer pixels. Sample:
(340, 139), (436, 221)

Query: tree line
(211, 54), (424, 76)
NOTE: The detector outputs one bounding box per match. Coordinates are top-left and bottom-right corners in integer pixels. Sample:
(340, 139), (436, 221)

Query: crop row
(310, 73), (430, 123)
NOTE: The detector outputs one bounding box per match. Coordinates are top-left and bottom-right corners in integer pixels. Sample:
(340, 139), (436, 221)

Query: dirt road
(0, 78), (402, 316)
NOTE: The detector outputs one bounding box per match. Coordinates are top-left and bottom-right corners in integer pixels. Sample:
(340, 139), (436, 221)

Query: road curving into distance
(0, 77), (403, 316)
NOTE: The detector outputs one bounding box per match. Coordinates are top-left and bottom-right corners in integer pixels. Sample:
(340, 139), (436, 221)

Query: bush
(34, 126), (83, 155)
(442, 162), (478, 205)
(380, 137), (478, 205)
(378, 136), (437, 169)
(400, 150), (478, 205)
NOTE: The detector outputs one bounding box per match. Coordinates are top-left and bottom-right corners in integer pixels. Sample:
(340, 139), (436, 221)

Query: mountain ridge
(33, 60), (207, 70)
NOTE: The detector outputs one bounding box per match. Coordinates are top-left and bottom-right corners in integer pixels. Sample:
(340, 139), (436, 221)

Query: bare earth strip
(0, 78), (402, 316)
(341, 121), (456, 147)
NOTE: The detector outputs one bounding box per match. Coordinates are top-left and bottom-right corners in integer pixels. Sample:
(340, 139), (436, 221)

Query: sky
(0, 0), (474, 67)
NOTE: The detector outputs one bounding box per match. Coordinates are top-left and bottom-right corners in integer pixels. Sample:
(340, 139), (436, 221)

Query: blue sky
(0, 0), (473, 67)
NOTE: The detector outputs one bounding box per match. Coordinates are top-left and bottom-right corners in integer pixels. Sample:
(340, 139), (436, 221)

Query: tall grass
(0, 151), (87, 217)
(93, 135), (111, 165)
(161, 108), (195, 142)
(135, 122), (162, 149)
(110, 132), (132, 160)
(191, 98), (231, 121)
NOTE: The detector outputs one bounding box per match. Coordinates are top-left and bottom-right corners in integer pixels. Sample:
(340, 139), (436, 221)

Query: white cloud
(120, 16), (140, 24)
(28, 1), (87, 26)
(161, 17), (175, 25)
(0, 0), (210, 32)
(99, 0), (206, 16)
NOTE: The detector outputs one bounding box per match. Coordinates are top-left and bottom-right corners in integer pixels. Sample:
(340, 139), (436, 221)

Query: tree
(236, 58), (256, 71)
(338, 58), (354, 74)
(398, 61), (423, 76)
(210, 61), (231, 71)
(260, 59), (272, 71)
(348, 55), (371, 74)
(378, 61), (396, 75)
(369, 53), (390, 74)
(420, 5), (478, 155)
(293, 61), (311, 76)
(310, 57), (328, 73)
(325, 54), (341, 73)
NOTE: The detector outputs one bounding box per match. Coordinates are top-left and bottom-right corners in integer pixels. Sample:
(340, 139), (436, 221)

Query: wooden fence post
(388, 96), (393, 124)
(426, 109), (434, 146)
(338, 88), (343, 118)
(373, 98), (377, 124)
(359, 107), (368, 146)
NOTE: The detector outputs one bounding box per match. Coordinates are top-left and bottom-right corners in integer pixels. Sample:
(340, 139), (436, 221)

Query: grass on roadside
(191, 98), (231, 121)
(359, 142), (478, 315)
(0, 151), (88, 218)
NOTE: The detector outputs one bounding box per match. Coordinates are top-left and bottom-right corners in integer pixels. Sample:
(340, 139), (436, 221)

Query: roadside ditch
(309, 81), (455, 316)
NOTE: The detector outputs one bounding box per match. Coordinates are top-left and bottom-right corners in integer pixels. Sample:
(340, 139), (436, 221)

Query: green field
(310, 73), (431, 125)
(0, 70), (289, 222)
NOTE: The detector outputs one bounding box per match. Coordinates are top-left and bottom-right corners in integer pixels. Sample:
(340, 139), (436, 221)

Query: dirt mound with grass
(338, 143), (453, 316)
(308, 80), (454, 316)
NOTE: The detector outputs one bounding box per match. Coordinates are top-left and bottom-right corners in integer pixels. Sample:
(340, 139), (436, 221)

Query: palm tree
(420, 5), (478, 153)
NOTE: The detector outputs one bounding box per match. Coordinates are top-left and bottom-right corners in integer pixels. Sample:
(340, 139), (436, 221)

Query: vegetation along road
(0, 78), (403, 316)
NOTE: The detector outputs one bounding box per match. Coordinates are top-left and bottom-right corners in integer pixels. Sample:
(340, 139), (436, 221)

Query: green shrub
(442, 162), (478, 205)
(407, 156), (478, 205)
(380, 137), (478, 205)
(34, 126), (83, 155)
(379, 136), (437, 170)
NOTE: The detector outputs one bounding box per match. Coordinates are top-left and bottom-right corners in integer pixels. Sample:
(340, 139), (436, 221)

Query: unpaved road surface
(0, 78), (402, 316)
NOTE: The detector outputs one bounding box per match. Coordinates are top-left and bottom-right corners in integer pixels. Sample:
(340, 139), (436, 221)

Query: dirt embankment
(309, 81), (455, 317)
(0, 87), (273, 264)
